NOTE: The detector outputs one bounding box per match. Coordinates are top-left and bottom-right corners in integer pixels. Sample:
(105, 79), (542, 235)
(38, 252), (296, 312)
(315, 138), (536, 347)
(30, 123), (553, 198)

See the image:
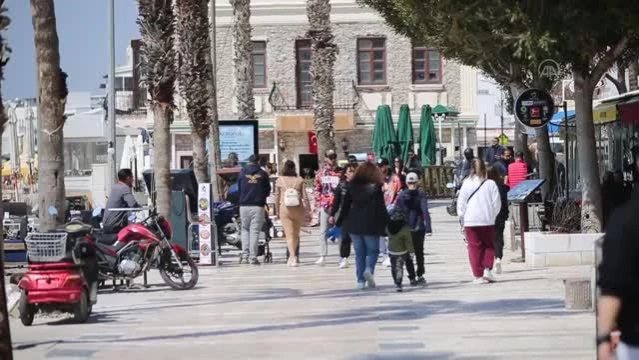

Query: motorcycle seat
(61, 221), (93, 237)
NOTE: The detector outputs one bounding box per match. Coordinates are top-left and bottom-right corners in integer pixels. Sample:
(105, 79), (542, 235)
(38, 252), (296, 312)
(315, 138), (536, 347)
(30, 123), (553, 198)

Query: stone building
(163, 0), (480, 170)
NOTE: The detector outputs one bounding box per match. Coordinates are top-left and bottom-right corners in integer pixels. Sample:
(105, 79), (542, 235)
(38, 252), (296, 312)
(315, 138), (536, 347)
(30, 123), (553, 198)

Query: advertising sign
(197, 183), (214, 265)
(214, 120), (259, 166)
(514, 89), (555, 128)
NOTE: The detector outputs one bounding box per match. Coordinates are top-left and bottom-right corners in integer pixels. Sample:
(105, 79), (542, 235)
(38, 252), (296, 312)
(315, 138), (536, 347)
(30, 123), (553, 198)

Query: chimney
(131, 39), (143, 110)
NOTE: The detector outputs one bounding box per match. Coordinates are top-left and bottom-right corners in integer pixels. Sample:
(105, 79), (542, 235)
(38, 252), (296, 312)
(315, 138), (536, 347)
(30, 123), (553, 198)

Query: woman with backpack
(396, 172), (432, 286)
(275, 160), (309, 267)
(456, 159), (502, 284)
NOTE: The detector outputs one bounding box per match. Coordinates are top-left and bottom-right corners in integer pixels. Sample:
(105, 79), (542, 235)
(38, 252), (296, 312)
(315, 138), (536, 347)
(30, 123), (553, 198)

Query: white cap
(406, 172), (419, 183)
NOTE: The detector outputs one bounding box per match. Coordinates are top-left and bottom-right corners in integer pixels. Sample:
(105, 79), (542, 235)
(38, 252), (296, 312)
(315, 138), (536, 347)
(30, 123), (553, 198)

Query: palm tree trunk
(230, 0), (255, 120)
(31, 0), (67, 231)
(629, 60), (639, 91)
(137, 0), (176, 218)
(0, 3), (12, 354)
(206, 0), (223, 200)
(573, 70), (602, 232)
(307, 0), (337, 156)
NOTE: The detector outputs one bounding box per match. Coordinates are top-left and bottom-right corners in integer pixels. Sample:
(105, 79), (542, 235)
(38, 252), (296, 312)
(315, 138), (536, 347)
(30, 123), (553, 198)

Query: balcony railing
(268, 80), (360, 111)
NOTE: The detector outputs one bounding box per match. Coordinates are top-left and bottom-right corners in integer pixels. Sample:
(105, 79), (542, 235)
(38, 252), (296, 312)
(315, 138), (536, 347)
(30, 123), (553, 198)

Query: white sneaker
(382, 257), (391, 268)
(483, 268), (497, 283)
(315, 256), (325, 266)
(339, 258), (348, 269)
(494, 258), (502, 274)
(473, 277), (489, 284)
(356, 282), (366, 290)
(364, 270), (376, 288)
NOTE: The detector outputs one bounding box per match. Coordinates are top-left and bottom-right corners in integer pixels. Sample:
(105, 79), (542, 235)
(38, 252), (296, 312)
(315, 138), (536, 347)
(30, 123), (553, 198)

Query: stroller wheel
(264, 253), (272, 263)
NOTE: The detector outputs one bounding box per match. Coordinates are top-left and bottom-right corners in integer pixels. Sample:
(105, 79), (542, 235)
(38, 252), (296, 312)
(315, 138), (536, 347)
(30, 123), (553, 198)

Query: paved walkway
(11, 201), (595, 359)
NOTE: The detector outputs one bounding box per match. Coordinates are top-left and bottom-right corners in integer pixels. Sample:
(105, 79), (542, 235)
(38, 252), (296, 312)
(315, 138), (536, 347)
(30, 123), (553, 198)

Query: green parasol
(396, 104), (414, 165)
(372, 105), (398, 162)
(418, 105), (437, 167)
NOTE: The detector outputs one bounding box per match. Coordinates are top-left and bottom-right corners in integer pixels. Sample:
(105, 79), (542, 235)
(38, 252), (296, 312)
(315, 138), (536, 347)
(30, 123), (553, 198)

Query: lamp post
(107, 0), (117, 185)
(433, 112), (447, 165)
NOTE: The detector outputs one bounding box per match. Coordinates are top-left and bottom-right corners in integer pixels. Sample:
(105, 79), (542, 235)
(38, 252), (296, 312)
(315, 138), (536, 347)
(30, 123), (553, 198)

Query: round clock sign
(514, 88), (555, 128)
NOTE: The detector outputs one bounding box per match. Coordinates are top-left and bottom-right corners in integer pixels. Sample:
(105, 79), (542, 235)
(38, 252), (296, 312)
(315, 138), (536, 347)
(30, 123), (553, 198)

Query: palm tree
(230, 0), (255, 120)
(31, 0), (67, 231)
(137, 0), (176, 217)
(175, 0), (212, 183)
(307, 0), (337, 155)
(0, 2), (12, 356)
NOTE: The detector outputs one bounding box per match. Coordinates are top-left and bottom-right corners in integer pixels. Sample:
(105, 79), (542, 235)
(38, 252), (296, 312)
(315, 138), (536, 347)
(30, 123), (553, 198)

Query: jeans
(240, 206), (265, 260)
(405, 230), (425, 279)
(339, 232), (351, 258)
(350, 234), (380, 283)
(379, 237), (388, 258)
(318, 209), (330, 257)
(617, 342), (639, 360)
(494, 221), (505, 259)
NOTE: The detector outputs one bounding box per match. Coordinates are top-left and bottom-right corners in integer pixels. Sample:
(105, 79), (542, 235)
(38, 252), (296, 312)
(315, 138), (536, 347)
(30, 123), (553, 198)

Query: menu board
(507, 179), (546, 203)
(197, 183), (214, 265)
(215, 120), (259, 165)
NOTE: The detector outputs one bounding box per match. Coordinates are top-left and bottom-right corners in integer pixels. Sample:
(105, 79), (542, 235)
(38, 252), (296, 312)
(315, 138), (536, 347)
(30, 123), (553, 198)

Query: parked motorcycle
(213, 200), (241, 251)
(88, 207), (198, 290)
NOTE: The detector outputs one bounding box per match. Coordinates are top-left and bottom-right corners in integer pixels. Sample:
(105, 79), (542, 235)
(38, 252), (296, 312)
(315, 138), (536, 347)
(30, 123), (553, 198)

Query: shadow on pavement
(347, 352), (493, 360)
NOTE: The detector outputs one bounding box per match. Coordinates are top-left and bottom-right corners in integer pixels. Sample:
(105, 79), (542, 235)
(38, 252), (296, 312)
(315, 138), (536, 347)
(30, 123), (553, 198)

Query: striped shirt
(507, 159), (528, 189)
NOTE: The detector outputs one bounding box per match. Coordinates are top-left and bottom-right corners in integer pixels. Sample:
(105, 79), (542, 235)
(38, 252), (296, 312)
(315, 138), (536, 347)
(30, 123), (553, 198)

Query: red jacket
(507, 159), (528, 189)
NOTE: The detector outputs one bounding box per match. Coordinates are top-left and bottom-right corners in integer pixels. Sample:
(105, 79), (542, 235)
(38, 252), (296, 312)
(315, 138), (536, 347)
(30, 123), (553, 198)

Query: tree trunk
(32, 0), (66, 231)
(307, 0), (337, 156)
(573, 70), (602, 232)
(629, 61), (639, 91)
(191, 132), (209, 182)
(534, 126), (555, 200)
(208, 0), (222, 200)
(152, 104), (173, 218)
(230, 0), (255, 120)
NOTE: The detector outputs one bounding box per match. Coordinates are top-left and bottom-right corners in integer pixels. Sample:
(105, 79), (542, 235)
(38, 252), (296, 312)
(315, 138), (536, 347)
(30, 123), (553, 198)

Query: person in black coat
(487, 165), (509, 274)
(337, 162), (388, 290)
(329, 163), (358, 268)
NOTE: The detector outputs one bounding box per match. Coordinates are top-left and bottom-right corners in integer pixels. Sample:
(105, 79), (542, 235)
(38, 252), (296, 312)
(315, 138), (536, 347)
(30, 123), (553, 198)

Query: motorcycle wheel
(73, 289), (90, 323)
(160, 254), (199, 290)
(18, 292), (34, 326)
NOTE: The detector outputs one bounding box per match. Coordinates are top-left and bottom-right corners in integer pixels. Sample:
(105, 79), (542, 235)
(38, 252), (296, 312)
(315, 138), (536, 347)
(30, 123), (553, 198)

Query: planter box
(524, 232), (604, 268)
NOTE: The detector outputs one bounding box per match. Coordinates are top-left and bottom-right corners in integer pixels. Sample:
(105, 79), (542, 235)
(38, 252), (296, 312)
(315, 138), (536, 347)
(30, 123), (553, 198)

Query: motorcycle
(88, 207), (198, 290)
(213, 200), (241, 251)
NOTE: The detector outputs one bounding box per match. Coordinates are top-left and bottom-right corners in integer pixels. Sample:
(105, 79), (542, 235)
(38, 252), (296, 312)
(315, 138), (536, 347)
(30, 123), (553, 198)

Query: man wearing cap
(238, 154), (271, 265)
(314, 149), (342, 265)
(397, 172), (432, 286)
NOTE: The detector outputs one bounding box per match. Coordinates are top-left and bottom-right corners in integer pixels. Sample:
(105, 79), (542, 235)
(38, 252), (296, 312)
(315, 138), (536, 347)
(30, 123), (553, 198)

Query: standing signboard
(197, 183), (215, 265)
(514, 88), (555, 128)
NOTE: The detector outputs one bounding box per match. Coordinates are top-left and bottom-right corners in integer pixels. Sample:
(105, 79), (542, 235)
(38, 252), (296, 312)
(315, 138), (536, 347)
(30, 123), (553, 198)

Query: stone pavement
(10, 201), (595, 360)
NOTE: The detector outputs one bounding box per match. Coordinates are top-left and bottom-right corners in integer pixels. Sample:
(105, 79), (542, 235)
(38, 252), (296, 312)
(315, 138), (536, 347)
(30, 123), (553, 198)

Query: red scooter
(18, 227), (97, 326)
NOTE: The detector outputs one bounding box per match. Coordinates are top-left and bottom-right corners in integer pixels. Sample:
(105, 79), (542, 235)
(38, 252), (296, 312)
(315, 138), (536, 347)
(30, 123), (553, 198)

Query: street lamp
(433, 111), (447, 165)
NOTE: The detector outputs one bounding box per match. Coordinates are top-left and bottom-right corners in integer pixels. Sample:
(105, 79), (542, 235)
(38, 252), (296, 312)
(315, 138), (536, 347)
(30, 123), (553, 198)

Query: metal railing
(268, 79), (360, 111)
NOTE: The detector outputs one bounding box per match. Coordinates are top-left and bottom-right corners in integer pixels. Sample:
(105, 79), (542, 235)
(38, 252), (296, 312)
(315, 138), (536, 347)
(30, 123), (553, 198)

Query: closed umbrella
(418, 105), (437, 167)
(8, 106), (19, 172)
(396, 104), (414, 165)
(372, 105), (398, 162)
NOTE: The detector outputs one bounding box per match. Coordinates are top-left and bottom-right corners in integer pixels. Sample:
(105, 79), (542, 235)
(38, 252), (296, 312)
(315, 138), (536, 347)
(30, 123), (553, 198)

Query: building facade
(167, 0), (480, 169)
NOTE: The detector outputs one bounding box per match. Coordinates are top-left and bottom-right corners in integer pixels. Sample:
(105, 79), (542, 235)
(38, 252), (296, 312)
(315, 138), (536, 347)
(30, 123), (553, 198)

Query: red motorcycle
(18, 230), (96, 326)
(86, 207), (198, 290)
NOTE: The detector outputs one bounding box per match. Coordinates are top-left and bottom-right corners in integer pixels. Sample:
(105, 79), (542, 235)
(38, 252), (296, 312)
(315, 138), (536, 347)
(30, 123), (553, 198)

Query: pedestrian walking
(238, 154), (271, 265)
(396, 172), (432, 286)
(329, 163), (358, 269)
(456, 159), (501, 284)
(597, 160), (639, 359)
(378, 157), (402, 267)
(506, 151), (528, 189)
(275, 160), (309, 267)
(386, 205), (414, 292)
(337, 162), (388, 290)
(486, 165), (509, 274)
(314, 149), (342, 265)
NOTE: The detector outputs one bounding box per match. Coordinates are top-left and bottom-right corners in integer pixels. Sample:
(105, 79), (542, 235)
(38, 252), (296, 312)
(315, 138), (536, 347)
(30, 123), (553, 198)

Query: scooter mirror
(92, 207), (103, 217)
(446, 182), (455, 189)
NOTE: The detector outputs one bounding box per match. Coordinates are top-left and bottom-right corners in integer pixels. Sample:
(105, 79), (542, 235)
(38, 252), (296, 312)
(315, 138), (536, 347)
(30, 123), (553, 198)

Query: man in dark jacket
(396, 172), (432, 286)
(404, 150), (422, 178)
(238, 154), (271, 265)
(598, 181), (639, 359)
(484, 137), (505, 165)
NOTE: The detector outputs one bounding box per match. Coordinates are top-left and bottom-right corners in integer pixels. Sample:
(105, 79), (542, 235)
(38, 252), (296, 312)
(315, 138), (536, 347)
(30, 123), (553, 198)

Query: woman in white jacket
(456, 159), (502, 284)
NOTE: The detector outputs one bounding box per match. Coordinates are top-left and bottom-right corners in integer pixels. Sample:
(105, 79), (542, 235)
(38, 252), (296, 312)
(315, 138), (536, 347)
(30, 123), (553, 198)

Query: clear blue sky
(4, 0), (141, 99)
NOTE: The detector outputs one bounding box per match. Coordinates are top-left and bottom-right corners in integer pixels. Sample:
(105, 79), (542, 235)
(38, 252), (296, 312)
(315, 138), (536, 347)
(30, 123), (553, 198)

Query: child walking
(386, 205), (414, 292)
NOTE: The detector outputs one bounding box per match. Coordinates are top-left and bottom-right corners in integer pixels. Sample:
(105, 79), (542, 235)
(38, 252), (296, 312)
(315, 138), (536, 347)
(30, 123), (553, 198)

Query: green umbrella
(418, 105), (437, 167)
(396, 104), (414, 165)
(372, 105), (398, 162)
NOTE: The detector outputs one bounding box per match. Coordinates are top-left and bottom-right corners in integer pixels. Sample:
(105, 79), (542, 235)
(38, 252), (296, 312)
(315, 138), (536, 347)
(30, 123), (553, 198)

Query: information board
(514, 89), (555, 128)
(507, 179), (546, 203)
(213, 120), (259, 166)
(197, 183), (213, 265)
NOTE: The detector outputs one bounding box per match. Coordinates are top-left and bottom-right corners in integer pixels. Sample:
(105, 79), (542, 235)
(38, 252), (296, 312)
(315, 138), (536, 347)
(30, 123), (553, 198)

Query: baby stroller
(258, 209), (273, 263)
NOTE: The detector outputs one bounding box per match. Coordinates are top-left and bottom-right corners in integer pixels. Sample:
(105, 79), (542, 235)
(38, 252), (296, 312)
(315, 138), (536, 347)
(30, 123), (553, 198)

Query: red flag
(308, 131), (318, 154)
